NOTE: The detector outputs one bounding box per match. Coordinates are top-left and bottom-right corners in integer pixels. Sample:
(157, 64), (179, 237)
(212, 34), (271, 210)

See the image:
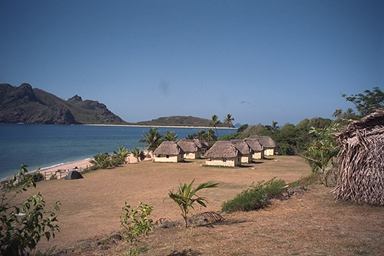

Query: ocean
(0, 124), (235, 178)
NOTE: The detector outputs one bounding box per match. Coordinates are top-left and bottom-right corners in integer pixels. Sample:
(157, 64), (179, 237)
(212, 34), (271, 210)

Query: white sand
(38, 158), (92, 180)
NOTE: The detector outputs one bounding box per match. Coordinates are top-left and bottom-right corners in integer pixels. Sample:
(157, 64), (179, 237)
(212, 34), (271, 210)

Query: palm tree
(140, 128), (162, 152)
(224, 114), (234, 127)
(114, 146), (129, 164)
(210, 114), (219, 128)
(168, 180), (218, 227)
(163, 131), (178, 141)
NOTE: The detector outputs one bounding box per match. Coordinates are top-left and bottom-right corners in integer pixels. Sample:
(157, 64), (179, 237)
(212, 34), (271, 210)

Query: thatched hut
(153, 141), (184, 163)
(334, 109), (384, 205)
(251, 135), (276, 156)
(177, 139), (201, 159)
(204, 141), (241, 167)
(193, 138), (209, 154)
(231, 139), (252, 164)
(244, 138), (264, 160)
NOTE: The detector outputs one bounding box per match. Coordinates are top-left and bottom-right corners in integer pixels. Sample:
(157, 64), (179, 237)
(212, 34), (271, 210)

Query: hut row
(153, 136), (276, 167)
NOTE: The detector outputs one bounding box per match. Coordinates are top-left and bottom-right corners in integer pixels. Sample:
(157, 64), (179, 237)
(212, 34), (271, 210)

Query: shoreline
(83, 123), (237, 129)
(1, 158), (93, 181)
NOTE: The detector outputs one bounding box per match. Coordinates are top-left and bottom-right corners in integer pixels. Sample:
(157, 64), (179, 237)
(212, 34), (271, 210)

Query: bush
(121, 202), (153, 256)
(26, 172), (45, 182)
(222, 178), (286, 213)
(0, 165), (60, 255)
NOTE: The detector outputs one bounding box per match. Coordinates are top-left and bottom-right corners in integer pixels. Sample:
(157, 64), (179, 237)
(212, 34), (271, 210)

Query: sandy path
(27, 156), (310, 250)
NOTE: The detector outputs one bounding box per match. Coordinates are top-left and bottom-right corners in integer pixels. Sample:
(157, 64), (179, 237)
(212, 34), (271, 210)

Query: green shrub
(0, 165), (60, 255)
(26, 172), (45, 182)
(222, 178), (286, 213)
(121, 202), (153, 256)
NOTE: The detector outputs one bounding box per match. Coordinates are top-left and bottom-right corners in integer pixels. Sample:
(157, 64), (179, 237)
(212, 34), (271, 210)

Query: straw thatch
(334, 109), (384, 206)
(154, 141), (184, 156)
(230, 139), (251, 155)
(244, 138), (263, 152)
(193, 138), (208, 149)
(250, 135), (276, 148)
(204, 141), (239, 159)
(177, 139), (199, 153)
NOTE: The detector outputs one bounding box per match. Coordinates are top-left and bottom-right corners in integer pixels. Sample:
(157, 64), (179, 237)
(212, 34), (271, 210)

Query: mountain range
(0, 83), (125, 124)
(0, 83), (228, 127)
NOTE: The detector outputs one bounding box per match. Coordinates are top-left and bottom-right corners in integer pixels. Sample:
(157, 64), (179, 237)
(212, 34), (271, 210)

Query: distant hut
(193, 138), (209, 154)
(334, 109), (384, 206)
(204, 141), (241, 167)
(244, 138), (264, 160)
(251, 135), (276, 156)
(231, 139), (252, 164)
(177, 139), (201, 159)
(153, 141), (184, 163)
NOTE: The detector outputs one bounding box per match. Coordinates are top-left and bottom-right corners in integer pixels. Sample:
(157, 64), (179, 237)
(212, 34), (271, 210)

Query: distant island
(0, 83), (231, 127)
(0, 83), (126, 124)
(136, 116), (228, 128)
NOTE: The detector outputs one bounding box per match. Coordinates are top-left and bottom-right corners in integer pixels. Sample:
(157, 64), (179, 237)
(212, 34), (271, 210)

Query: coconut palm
(168, 180), (218, 227)
(114, 146), (129, 164)
(131, 147), (145, 161)
(210, 114), (220, 128)
(163, 131), (178, 141)
(224, 114), (234, 127)
(140, 128), (162, 152)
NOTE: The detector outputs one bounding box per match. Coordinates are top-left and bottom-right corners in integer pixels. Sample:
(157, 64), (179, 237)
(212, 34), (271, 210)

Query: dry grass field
(25, 156), (384, 255)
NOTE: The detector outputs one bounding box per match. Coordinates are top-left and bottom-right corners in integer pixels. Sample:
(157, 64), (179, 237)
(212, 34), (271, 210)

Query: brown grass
(26, 156), (384, 255)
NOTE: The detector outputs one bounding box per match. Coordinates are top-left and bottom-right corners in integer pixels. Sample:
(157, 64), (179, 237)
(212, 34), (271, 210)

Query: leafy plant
(131, 148), (145, 161)
(140, 128), (162, 152)
(163, 131), (178, 141)
(222, 178), (286, 213)
(223, 113), (234, 128)
(168, 180), (218, 227)
(303, 124), (340, 186)
(114, 146), (129, 165)
(121, 202), (154, 256)
(90, 153), (112, 169)
(0, 165), (60, 255)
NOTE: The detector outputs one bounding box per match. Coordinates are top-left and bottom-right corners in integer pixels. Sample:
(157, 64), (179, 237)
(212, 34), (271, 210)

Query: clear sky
(0, 0), (383, 125)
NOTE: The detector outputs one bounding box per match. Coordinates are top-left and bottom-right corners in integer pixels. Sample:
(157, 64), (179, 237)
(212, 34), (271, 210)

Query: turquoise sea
(0, 124), (235, 178)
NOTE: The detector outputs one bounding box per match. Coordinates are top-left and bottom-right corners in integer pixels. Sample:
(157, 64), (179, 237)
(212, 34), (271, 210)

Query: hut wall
(184, 152), (200, 160)
(154, 155), (182, 163)
(205, 158), (239, 167)
(241, 155), (252, 164)
(252, 152), (263, 160)
(264, 148), (275, 156)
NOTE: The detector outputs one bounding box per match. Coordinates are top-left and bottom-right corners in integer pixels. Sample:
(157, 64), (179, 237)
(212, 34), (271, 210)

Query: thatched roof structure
(177, 139), (199, 153)
(154, 141), (184, 156)
(230, 139), (251, 155)
(334, 109), (384, 205)
(204, 141), (239, 159)
(192, 138), (208, 149)
(250, 135), (276, 148)
(244, 138), (263, 152)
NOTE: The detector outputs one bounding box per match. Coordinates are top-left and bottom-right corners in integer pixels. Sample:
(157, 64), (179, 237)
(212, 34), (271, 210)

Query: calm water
(0, 124), (234, 178)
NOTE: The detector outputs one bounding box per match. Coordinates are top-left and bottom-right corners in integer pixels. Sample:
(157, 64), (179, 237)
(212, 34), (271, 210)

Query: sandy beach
(37, 158), (92, 180)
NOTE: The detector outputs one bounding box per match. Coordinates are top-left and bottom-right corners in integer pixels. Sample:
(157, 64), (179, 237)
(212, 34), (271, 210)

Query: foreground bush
(121, 202), (153, 256)
(0, 165), (60, 255)
(222, 178), (286, 213)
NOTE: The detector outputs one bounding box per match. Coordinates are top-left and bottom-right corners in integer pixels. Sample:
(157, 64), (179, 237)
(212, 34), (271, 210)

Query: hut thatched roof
(204, 141), (239, 158)
(230, 139), (251, 155)
(177, 139), (199, 153)
(154, 141), (183, 156)
(192, 138), (208, 149)
(244, 138), (263, 152)
(250, 135), (276, 148)
(334, 109), (384, 206)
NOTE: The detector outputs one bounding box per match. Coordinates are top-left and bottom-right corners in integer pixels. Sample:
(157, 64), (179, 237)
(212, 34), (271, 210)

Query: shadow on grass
(168, 248), (202, 256)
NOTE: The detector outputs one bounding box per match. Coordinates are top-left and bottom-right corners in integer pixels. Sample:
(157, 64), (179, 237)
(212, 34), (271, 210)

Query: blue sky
(0, 0), (382, 125)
